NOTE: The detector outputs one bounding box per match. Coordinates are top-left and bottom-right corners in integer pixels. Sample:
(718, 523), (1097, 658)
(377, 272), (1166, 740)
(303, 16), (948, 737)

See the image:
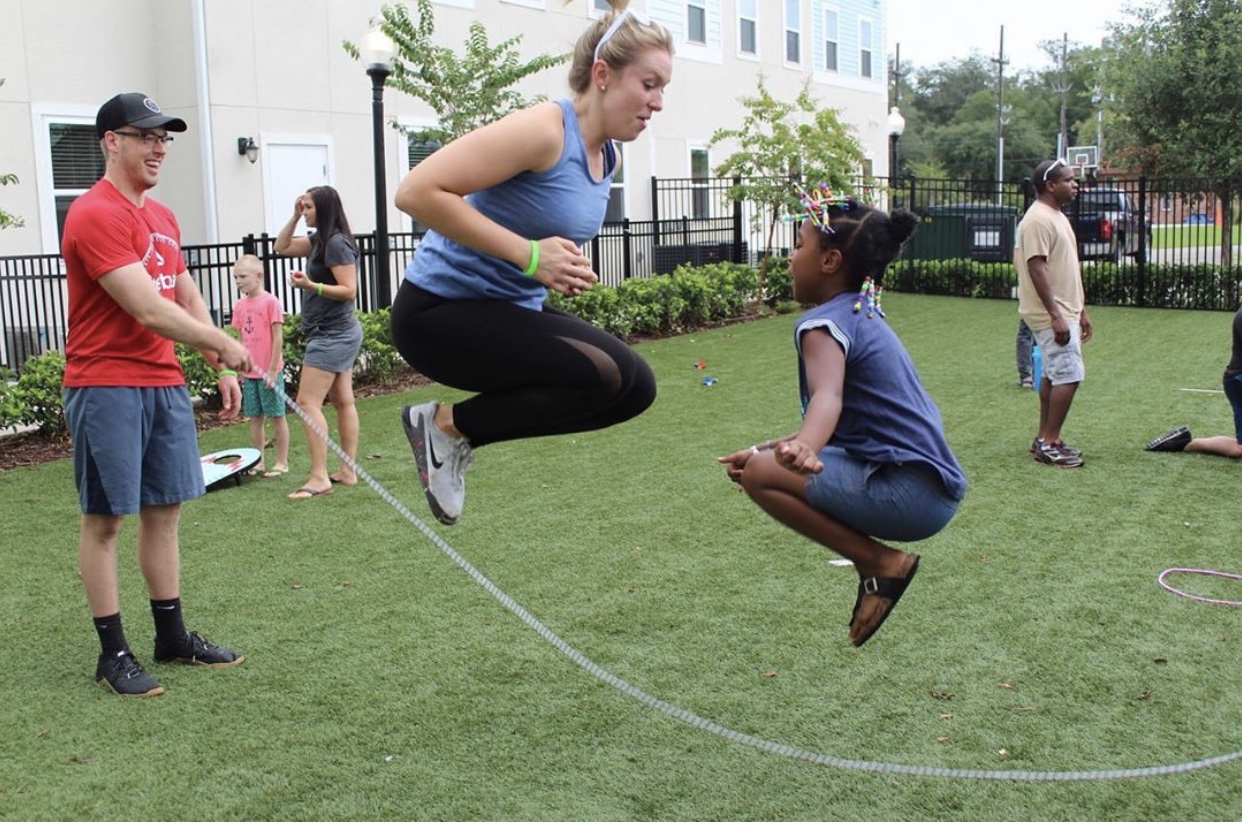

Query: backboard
(1066, 145), (1099, 175)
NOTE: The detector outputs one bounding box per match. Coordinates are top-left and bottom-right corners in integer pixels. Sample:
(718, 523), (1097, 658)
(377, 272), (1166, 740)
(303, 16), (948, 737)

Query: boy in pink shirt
(231, 254), (290, 476)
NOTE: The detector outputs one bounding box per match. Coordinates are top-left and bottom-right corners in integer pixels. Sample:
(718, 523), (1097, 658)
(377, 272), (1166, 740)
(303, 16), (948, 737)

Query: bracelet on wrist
(218, 369), (238, 378)
(315, 282), (324, 297)
(522, 239), (540, 277)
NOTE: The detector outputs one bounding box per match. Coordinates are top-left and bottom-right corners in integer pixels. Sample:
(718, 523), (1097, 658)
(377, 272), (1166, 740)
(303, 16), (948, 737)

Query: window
(691, 147), (711, 219)
(593, 0), (610, 10)
(687, 2), (707, 45)
(859, 19), (874, 79)
(48, 122), (105, 246)
(605, 143), (626, 222)
(738, 0), (757, 55)
(823, 8), (839, 72)
(784, 0), (801, 65)
(406, 135), (442, 233)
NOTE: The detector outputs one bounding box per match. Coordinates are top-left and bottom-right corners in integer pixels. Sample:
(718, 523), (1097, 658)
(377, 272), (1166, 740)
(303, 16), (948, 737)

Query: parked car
(1068, 187), (1147, 264)
(1184, 212), (1211, 225)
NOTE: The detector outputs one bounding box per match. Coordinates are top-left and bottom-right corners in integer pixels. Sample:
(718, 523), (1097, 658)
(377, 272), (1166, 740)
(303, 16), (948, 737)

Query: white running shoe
(401, 402), (474, 525)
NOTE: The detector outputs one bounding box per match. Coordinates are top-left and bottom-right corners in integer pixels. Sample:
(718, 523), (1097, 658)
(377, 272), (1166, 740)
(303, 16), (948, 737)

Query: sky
(887, 0), (1146, 73)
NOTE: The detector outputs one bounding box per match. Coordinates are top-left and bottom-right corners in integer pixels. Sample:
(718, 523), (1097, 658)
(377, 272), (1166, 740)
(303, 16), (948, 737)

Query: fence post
(1137, 175), (1148, 307)
(731, 176), (743, 263)
(650, 176), (660, 245)
(622, 218), (633, 279)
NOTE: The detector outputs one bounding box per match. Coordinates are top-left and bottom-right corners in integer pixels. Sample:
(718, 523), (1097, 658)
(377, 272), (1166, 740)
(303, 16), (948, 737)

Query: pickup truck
(1067, 187), (1148, 264)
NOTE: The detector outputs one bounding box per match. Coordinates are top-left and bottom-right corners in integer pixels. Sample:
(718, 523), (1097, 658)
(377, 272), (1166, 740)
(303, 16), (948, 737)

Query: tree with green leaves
(343, 0), (569, 146)
(710, 76), (864, 297)
(1107, 0), (1242, 267)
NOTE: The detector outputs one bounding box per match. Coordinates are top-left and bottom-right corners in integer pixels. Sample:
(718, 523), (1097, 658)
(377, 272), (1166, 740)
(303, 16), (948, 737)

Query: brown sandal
(848, 554), (920, 647)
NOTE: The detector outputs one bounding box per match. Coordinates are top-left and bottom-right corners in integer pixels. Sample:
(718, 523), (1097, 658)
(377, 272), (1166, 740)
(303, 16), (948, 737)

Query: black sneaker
(1033, 439), (1084, 468)
(154, 631), (245, 668)
(1031, 437), (1082, 459)
(96, 649), (164, 697)
(1146, 426), (1192, 452)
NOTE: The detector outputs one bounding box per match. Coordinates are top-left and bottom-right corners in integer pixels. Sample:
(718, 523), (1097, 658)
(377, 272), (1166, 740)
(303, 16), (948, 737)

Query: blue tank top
(795, 293), (968, 501)
(404, 99), (616, 310)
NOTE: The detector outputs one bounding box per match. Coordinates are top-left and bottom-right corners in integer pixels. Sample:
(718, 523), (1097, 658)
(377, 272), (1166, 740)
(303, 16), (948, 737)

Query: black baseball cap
(95, 93), (188, 138)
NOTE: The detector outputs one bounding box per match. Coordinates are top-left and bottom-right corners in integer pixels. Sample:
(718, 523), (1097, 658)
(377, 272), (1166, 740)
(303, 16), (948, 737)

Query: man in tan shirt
(1016, 159), (1094, 468)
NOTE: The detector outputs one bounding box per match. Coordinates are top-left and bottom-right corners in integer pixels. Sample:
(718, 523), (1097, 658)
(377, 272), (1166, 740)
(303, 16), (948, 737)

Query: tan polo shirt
(1015, 200), (1084, 330)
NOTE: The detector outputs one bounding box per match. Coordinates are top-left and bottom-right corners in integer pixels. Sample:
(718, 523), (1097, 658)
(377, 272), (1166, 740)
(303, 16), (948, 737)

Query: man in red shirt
(61, 92), (253, 697)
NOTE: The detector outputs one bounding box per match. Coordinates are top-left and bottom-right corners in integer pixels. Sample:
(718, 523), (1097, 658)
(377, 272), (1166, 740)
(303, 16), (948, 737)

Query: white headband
(592, 8), (654, 63)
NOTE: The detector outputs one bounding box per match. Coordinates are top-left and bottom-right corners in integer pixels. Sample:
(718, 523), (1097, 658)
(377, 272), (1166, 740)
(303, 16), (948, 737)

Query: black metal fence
(3, 173), (1241, 373)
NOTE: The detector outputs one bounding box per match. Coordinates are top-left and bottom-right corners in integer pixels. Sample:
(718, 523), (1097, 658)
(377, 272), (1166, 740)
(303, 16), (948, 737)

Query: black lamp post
(887, 106), (905, 185)
(364, 28), (396, 309)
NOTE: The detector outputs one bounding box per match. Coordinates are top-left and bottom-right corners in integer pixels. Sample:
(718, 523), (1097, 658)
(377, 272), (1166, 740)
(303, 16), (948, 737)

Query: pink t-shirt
(231, 292), (284, 378)
(61, 179), (187, 387)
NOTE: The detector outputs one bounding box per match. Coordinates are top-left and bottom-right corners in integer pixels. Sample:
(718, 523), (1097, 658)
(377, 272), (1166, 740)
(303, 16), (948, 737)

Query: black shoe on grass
(96, 649), (164, 697)
(1146, 426), (1192, 452)
(154, 631), (245, 668)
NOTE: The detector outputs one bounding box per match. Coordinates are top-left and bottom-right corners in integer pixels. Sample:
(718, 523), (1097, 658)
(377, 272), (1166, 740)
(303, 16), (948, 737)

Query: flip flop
(328, 475), (357, 486)
(262, 467), (289, 478)
(287, 486), (332, 500)
(244, 467), (266, 477)
(848, 553), (920, 647)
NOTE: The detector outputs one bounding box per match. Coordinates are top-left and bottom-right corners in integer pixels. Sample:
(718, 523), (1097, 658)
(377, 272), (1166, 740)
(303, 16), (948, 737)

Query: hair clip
(792, 182), (856, 234)
(852, 276), (885, 319)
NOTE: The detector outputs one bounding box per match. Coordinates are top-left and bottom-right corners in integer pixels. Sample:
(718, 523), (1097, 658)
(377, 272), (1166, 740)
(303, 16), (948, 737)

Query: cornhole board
(201, 447), (262, 491)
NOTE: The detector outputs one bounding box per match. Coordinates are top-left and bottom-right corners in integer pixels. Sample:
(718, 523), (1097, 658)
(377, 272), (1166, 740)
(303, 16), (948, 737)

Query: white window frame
(606, 142), (627, 223)
(397, 117), (442, 233)
(822, 7), (839, 73)
(737, 0), (758, 59)
(784, 0), (802, 67)
(689, 145), (712, 220)
(859, 17), (875, 79)
(30, 103), (98, 254)
(686, 1), (708, 45)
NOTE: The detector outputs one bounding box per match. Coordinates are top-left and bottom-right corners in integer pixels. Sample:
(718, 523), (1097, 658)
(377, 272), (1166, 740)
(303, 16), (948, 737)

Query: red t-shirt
(231, 292), (284, 378)
(61, 179), (187, 387)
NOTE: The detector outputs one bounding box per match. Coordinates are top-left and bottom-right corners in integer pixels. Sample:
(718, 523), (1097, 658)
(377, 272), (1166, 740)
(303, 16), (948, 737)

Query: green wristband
(218, 369), (238, 378)
(522, 240), (539, 277)
(316, 282), (324, 297)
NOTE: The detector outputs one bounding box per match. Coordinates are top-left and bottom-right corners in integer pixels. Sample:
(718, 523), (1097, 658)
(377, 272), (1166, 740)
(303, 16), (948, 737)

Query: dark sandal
(849, 554), (920, 647)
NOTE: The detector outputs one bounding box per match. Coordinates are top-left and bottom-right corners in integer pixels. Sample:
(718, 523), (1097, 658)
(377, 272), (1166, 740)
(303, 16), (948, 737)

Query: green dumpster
(910, 204), (1018, 263)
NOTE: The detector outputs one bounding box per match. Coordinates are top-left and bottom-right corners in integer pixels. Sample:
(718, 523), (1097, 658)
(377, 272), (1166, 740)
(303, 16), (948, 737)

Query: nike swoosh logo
(427, 423), (445, 470)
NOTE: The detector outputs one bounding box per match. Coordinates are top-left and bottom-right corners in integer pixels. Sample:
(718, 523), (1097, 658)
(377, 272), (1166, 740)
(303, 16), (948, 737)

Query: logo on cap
(143, 98), (162, 114)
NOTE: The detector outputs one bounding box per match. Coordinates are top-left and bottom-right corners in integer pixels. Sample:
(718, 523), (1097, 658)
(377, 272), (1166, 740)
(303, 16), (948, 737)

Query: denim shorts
(804, 446), (960, 542)
(303, 323), (363, 373)
(64, 385), (205, 515)
(1031, 322), (1085, 385)
(242, 374), (286, 418)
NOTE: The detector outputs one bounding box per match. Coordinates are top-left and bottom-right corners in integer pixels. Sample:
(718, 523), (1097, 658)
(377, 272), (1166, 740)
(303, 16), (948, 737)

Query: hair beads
(853, 276), (884, 318)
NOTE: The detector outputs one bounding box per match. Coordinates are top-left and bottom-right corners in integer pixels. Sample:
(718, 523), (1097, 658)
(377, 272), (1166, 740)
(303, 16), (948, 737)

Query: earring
(599, 85), (606, 92)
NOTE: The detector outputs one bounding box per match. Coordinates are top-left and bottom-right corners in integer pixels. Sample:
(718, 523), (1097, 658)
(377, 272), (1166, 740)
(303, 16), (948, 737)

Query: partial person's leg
(327, 371), (359, 485)
(738, 453), (926, 646)
(80, 514), (127, 618)
(1187, 373), (1242, 457)
(292, 365), (336, 495)
(136, 503), (181, 601)
(1016, 319), (1034, 382)
(392, 284), (656, 447)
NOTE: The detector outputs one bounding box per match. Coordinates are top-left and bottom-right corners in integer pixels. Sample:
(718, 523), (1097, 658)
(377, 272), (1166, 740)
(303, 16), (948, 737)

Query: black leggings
(390, 281), (657, 448)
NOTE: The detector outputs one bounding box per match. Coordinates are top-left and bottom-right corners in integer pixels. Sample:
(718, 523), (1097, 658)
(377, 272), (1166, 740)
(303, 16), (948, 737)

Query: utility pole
(993, 26), (1008, 206)
(1057, 34), (1069, 159)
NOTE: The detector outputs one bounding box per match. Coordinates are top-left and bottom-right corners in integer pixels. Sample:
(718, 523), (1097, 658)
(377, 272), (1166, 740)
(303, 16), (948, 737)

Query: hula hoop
(1158, 568), (1242, 607)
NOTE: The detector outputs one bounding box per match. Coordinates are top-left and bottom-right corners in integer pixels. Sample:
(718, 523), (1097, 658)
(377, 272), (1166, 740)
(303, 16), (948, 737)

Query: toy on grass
(201, 447), (262, 491)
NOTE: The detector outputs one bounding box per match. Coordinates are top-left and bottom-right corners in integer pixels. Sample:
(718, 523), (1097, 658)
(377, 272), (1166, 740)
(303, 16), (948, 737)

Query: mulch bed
(0, 368), (432, 472)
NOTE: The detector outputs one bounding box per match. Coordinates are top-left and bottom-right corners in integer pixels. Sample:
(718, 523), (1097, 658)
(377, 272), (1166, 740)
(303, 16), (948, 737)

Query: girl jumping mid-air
(719, 190), (967, 647)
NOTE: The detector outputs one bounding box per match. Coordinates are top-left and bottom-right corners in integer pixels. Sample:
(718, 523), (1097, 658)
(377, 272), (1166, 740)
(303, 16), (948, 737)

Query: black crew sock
(94, 613), (129, 656)
(150, 597), (188, 646)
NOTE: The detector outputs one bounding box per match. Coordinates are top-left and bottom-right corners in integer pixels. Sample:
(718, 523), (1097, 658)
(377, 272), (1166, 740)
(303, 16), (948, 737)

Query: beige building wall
(0, 0), (888, 257)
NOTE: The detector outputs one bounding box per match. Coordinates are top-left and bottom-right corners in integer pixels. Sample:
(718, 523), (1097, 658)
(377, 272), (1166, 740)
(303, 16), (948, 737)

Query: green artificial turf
(1, 294), (1239, 820)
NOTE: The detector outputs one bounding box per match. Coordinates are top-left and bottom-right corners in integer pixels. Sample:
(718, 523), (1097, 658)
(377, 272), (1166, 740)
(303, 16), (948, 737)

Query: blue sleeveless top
(404, 99), (617, 310)
(795, 293), (968, 500)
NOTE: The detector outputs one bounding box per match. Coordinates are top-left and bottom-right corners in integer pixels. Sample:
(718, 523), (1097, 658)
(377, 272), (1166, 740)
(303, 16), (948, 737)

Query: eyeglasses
(1042, 158), (1067, 182)
(593, 8), (655, 63)
(112, 130), (175, 146)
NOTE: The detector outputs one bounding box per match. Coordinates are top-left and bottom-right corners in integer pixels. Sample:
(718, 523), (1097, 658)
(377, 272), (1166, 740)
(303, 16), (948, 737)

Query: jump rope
(270, 384), (1242, 781)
